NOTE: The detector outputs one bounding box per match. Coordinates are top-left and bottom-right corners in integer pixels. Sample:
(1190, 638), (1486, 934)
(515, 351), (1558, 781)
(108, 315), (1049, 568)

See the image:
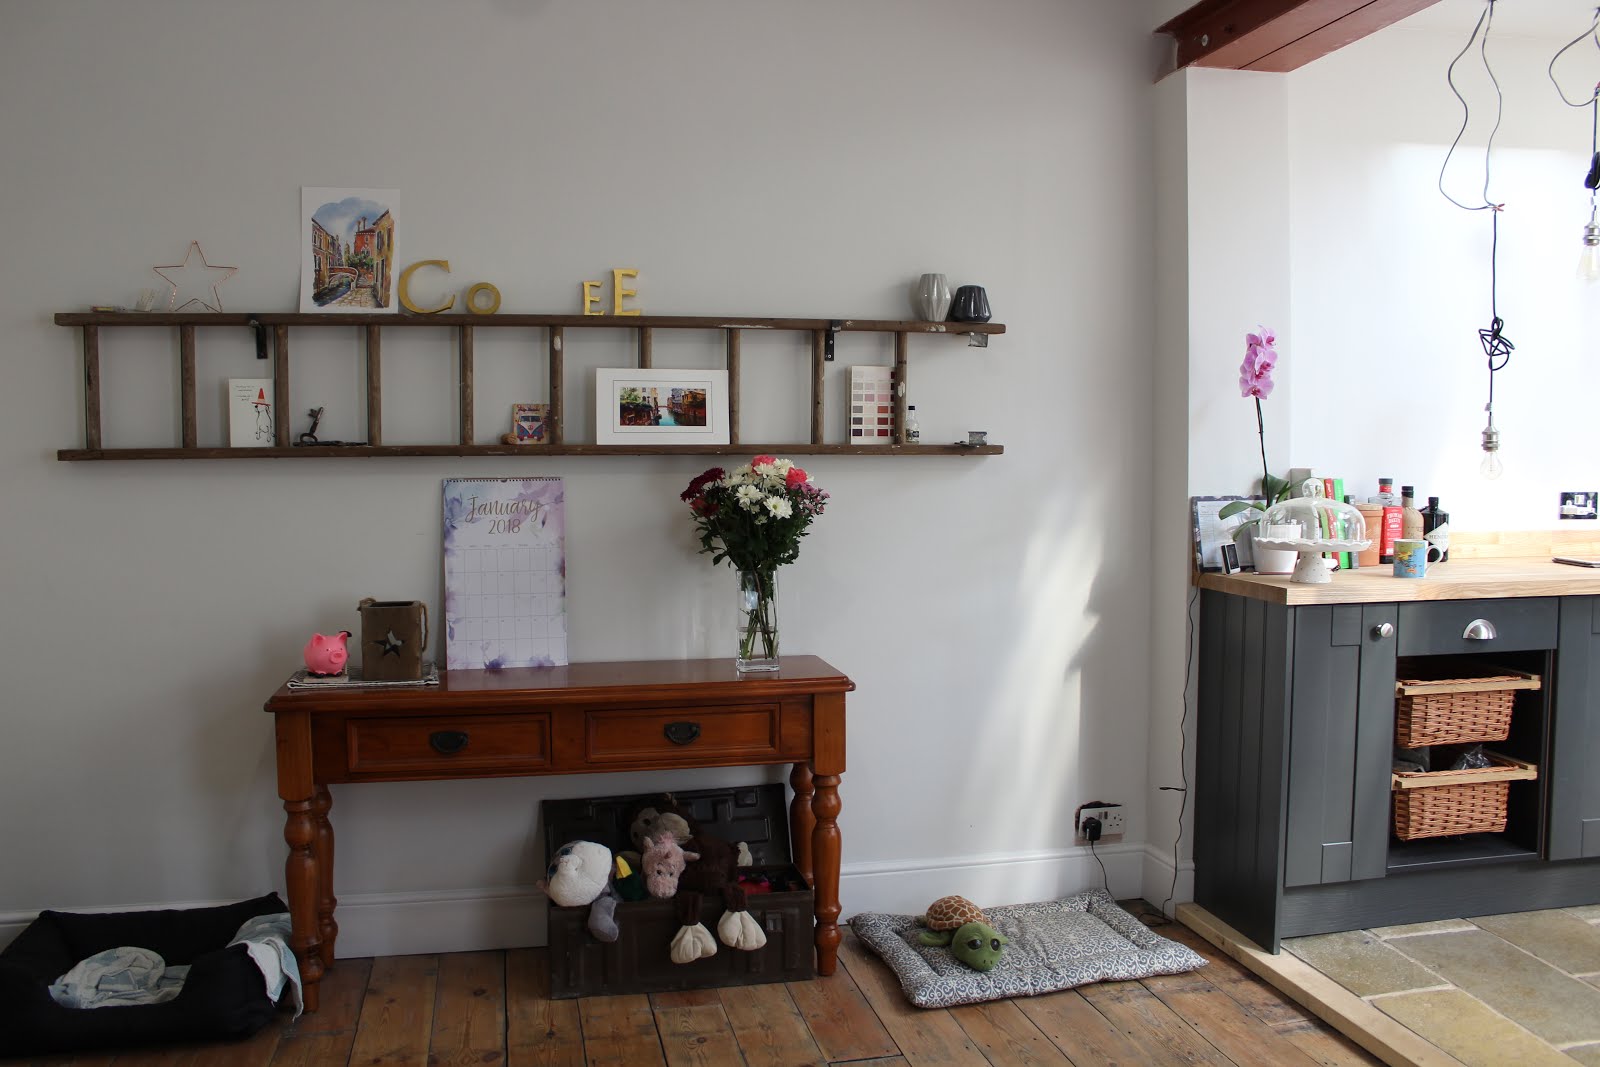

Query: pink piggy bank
(303, 631), (352, 675)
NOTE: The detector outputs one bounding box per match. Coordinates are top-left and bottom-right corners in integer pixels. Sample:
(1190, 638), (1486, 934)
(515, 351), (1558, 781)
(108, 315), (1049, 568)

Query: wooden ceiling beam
(1157, 0), (1444, 73)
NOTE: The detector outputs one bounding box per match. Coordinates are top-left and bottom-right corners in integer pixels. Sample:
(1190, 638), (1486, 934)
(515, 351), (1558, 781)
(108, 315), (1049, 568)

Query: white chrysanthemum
(736, 484), (763, 508)
(764, 496), (793, 519)
(772, 458), (794, 474)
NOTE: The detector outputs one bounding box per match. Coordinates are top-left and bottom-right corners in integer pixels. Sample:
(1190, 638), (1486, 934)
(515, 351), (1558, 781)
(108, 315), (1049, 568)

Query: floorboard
(13, 909), (1392, 1067)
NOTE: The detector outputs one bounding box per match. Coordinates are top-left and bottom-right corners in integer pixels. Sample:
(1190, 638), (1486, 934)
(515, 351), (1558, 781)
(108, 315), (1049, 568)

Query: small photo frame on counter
(1220, 542), (1242, 574)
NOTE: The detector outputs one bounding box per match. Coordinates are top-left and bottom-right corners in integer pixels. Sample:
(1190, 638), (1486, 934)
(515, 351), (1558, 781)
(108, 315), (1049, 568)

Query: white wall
(1287, 22), (1600, 522)
(0, 0), (1158, 952)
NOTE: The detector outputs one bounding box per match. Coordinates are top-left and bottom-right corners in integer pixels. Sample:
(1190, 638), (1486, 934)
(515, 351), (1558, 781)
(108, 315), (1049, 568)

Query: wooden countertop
(1195, 556), (1600, 605)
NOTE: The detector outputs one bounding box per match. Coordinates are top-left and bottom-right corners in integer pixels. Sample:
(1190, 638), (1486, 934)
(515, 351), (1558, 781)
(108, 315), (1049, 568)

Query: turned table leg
(275, 710), (323, 1013)
(790, 762), (815, 885)
(811, 772), (842, 975)
(283, 796), (325, 1012)
(312, 785), (338, 969)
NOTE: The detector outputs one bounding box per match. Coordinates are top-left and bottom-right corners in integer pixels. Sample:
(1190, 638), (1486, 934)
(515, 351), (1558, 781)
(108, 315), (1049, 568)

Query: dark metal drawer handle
(1463, 619), (1497, 641)
(429, 730), (470, 755)
(664, 722), (701, 745)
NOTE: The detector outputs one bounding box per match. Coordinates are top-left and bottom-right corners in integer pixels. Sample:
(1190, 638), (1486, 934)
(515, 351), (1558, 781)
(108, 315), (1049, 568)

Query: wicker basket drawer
(1391, 753), (1537, 841)
(1393, 660), (1540, 747)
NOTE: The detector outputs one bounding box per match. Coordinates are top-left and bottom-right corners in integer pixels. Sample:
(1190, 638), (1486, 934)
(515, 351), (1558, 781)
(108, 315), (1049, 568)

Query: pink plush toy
(641, 832), (767, 964)
(303, 631), (351, 675)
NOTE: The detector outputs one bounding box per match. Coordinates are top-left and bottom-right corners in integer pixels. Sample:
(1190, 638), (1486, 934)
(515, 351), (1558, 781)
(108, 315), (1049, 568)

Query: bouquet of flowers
(681, 455), (829, 668)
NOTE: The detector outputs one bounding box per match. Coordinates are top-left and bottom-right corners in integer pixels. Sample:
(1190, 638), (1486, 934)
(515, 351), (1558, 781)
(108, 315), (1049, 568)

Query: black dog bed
(0, 892), (287, 1057)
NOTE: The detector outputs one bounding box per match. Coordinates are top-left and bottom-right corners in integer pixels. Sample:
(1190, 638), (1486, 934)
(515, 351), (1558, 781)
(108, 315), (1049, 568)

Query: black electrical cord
(1158, 586), (1198, 923)
(1088, 833), (1110, 897)
(1438, 0), (1504, 213)
(1547, 7), (1600, 109)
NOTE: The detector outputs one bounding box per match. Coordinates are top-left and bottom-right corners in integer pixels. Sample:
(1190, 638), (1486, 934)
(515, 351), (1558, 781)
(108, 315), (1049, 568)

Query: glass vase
(735, 568), (780, 672)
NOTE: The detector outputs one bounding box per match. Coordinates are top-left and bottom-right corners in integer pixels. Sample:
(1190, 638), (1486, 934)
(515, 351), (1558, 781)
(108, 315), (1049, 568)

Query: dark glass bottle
(1422, 496), (1450, 563)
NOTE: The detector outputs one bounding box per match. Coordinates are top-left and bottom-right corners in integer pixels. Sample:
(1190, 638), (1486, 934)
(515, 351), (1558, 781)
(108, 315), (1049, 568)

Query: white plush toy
(542, 840), (621, 942)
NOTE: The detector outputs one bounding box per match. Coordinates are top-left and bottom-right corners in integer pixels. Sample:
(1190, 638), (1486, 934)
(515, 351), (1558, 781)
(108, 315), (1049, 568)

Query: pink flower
(751, 454), (777, 467)
(785, 467), (809, 488)
(1239, 326), (1278, 399)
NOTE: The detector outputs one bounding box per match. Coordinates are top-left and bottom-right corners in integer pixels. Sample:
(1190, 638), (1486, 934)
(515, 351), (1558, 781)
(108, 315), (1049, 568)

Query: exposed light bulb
(1480, 423), (1503, 480)
(1579, 223), (1600, 283)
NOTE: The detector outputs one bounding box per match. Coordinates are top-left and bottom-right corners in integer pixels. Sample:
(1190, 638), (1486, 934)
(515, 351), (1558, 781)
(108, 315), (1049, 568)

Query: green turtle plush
(915, 896), (1009, 971)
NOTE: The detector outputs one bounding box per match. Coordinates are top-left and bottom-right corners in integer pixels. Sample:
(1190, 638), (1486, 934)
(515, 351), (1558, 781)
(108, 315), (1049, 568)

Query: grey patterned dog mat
(848, 889), (1206, 1009)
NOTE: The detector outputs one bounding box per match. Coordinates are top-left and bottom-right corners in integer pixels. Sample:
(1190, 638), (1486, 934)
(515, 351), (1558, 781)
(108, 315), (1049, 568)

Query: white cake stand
(1252, 537), (1372, 584)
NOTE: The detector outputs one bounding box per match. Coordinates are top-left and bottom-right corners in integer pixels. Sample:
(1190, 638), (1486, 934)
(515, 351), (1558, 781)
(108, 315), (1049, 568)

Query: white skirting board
(0, 843), (1194, 959)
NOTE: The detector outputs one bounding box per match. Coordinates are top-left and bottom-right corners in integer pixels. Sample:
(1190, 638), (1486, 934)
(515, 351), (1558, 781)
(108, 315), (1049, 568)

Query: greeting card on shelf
(227, 379), (274, 447)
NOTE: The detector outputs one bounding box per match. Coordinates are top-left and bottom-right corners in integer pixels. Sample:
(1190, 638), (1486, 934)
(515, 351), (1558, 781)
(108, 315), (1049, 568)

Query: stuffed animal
(915, 896), (1008, 971)
(540, 840), (621, 943)
(612, 854), (647, 902)
(933, 920), (1009, 972)
(641, 832), (767, 964)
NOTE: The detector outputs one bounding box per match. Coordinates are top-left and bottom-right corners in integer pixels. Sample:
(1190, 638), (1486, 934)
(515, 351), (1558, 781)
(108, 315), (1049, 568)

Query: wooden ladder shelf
(55, 311), (1006, 461)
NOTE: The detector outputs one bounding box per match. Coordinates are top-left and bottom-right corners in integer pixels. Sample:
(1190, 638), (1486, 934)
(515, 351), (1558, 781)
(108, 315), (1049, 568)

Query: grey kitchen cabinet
(1552, 597), (1600, 860)
(1196, 589), (1598, 952)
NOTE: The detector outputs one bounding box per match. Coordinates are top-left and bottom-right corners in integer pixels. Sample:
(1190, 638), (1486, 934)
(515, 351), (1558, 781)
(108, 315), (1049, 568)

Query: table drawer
(1397, 598), (1558, 657)
(583, 704), (781, 765)
(346, 714), (551, 777)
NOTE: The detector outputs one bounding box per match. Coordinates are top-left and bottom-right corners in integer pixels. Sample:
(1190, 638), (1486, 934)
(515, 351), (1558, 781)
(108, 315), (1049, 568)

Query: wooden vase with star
(357, 598), (428, 681)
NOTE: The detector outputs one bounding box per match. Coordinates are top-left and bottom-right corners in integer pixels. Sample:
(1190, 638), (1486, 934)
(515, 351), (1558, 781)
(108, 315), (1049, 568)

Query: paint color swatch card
(849, 366), (895, 444)
(442, 477), (567, 670)
(227, 378), (274, 447)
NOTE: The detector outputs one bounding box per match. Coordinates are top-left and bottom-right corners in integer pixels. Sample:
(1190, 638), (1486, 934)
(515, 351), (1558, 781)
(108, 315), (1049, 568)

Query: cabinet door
(1552, 597), (1600, 860)
(1284, 603), (1397, 887)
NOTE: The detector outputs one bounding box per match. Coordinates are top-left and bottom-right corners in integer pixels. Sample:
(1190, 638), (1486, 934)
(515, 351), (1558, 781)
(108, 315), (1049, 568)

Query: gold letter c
(399, 260), (454, 314)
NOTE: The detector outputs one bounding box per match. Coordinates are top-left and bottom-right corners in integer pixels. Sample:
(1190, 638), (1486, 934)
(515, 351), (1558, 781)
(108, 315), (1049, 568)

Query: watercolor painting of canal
(594, 368), (729, 445)
(300, 187), (400, 313)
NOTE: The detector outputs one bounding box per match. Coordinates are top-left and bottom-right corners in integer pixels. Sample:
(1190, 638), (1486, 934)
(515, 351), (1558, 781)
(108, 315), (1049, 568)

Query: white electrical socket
(1077, 804), (1125, 842)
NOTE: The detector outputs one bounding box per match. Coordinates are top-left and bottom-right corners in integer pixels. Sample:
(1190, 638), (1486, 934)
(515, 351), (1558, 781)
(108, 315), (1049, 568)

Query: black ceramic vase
(950, 285), (992, 323)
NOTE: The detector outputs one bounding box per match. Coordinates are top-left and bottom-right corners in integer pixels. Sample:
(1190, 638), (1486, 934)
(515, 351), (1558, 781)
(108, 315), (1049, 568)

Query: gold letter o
(465, 282), (502, 316)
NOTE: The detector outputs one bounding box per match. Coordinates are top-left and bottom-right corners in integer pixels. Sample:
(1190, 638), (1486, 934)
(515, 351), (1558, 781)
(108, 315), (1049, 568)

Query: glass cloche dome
(1252, 481), (1371, 584)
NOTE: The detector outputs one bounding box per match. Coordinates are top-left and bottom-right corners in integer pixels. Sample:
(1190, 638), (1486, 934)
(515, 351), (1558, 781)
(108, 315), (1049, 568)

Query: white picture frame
(594, 368), (730, 446)
(300, 186), (399, 313)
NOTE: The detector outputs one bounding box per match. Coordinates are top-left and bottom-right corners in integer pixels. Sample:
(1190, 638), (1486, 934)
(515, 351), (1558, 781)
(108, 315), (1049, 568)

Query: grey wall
(0, 0), (1160, 951)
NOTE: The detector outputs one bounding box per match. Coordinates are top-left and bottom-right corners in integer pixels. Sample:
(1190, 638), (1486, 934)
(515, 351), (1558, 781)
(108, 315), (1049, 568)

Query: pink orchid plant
(1219, 327), (1291, 526)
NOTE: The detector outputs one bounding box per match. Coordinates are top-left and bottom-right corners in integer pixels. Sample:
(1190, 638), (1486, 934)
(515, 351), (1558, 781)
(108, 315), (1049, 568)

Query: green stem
(739, 569), (778, 662)
(1255, 397), (1271, 503)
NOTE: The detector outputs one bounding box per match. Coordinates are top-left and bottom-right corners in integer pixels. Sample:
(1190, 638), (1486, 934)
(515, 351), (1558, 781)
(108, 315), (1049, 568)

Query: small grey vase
(912, 273), (952, 321)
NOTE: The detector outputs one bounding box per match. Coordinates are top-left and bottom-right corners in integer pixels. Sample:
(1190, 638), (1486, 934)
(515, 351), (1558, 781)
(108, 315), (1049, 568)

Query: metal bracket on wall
(824, 320), (842, 362)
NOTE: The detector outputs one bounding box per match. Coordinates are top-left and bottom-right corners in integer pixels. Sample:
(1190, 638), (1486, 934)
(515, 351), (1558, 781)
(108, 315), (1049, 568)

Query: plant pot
(1253, 523), (1301, 576)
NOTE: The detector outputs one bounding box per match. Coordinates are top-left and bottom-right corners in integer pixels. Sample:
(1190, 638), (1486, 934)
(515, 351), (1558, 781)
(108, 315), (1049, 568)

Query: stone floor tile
(1470, 911), (1600, 977)
(1569, 904), (1600, 923)
(1387, 930), (1600, 1046)
(1568, 1044), (1600, 1067)
(1375, 990), (1572, 1067)
(1282, 930), (1443, 997)
(1370, 918), (1478, 939)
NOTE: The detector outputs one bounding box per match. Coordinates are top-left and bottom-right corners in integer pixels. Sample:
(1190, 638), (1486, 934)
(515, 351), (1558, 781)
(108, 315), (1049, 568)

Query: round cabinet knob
(1371, 622), (1395, 639)
(1463, 619), (1497, 641)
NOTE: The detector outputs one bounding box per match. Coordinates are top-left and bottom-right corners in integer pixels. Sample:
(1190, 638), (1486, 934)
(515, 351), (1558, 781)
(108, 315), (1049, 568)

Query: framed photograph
(300, 187), (399, 313)
(512, 403), (549, 444)
(594, 368), (729, 445)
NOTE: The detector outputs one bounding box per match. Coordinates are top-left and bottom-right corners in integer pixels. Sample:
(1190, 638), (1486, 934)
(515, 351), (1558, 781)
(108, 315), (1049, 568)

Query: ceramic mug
(1394, 538), (1428, 578)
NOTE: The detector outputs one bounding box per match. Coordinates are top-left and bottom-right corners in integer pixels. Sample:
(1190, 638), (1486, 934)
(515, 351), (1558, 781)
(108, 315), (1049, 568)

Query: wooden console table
(263, 656), (852, 1012)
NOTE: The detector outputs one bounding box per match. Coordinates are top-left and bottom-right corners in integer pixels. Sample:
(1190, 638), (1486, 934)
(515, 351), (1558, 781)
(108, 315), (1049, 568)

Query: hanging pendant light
(1550, 11), (1600, 282)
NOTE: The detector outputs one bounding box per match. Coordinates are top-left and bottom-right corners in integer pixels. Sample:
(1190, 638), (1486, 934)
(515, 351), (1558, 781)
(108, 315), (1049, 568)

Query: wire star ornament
(152, 241), (238, 312)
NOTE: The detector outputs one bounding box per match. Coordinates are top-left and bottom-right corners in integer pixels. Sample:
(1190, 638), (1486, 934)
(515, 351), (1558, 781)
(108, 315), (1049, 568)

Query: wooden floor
(20, 906), (1383, 1066)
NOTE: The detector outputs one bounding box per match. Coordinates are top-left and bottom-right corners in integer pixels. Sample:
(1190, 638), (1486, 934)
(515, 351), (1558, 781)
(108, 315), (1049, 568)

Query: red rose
(785, 467), (808, 487)
(751, 454), (777, 467)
